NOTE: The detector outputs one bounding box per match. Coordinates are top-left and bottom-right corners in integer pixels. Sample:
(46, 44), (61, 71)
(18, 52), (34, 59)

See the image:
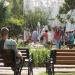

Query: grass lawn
(38, 72), (75, 75)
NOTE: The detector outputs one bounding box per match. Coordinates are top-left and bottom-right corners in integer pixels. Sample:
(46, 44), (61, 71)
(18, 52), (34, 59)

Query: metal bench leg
(48, 66), (52, 75)
(14, 71), (18, 75)
(28, 65), (33, 75)
(18, 62), (24, 75)
(28, 59), (33, 75)
(30, 66), (33, 75)
(18, 69), (22, 75)
(28, 67), (30, 75)
(46, 61), (49, 73)
(15, 59), (23, 75)
(12, 67), (18, 75)
(52, 63), (54, 75)
(48, 63), (55, 75)
(13, 66), (21, 75)
(28, 67), (33, 75)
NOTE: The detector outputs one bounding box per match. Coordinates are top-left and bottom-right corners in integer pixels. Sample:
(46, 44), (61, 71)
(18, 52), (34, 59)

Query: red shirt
(43, 32), (48, 40)
(54, 31), (61, 40)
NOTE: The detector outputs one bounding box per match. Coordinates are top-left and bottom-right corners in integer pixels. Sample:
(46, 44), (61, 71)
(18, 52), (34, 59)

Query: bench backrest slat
(50, 50), (75, 65)
(56, 60), (75, 64)
(56, 50), (75, 52)
(18, 48), (29, 59)
(56, 52), (75, 56)
(56, 56), (75, 60)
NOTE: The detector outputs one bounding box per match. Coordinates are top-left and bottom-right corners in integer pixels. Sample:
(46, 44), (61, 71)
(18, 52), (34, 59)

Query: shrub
(30, 47), (50, 67)
(17, 42), (50, 67)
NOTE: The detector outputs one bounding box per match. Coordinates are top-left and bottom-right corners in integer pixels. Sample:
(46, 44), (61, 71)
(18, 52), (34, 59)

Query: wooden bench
(0, 49), (22, 75)
(46, 49), (75, 75)
(18, 48), (33, 75)
(0, 48), (33, 75)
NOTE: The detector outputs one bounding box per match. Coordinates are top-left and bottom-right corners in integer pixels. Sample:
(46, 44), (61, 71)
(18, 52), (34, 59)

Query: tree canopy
(0, 1), (8, 27)
(0, 0), (49, 36)
(0, 0), (24, 37)
(59, 0), (75, 14)
(24, 9), (48, 31)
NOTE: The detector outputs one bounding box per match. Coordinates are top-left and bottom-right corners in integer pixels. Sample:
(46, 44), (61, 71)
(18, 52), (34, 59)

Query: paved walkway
(0, 67), (46, 75)
(0, 67), (75, 75)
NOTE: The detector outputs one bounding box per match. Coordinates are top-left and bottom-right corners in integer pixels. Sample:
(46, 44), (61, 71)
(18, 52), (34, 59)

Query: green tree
(0, 0), (24, 37)
(8, 24), (23, 37)
(8, 0), (24, 37)
(11, 0), (23, 18)
(0, 1), (8, 27)
(24, 9), (48, 31)
(59, 0), (75, 14)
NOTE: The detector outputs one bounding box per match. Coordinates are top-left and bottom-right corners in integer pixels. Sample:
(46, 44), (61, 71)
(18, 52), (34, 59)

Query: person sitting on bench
(0, 27), (23, 61)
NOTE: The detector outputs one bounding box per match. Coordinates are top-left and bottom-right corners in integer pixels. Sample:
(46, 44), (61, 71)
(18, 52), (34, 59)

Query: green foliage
(8, 24), (23, 37)
(0, 0), (49, 36)
(8, 17), (24, 26)
(39, 72), (75, 75)
(57, 15), (64, 23)
(24, 9), (48, 31)
(59, 0), (75, 14)
(0, 0), (24, 26)
(39, 72), (48, 75)
(0, 1), (7, 27)
(11, 0), (23, 18)
(30, 47), (50, 67)
(17, 42), (50, 67)
(17, 42), (27, 48)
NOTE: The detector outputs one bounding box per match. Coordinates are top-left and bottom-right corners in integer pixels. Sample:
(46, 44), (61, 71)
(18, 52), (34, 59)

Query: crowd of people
(1, 24), (74, 51)
(28, 25), (75, 49)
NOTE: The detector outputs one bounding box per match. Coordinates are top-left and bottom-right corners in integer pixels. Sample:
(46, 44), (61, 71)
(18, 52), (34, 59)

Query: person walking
(32, 29), (38, 43)
(53, 28), (61, 49)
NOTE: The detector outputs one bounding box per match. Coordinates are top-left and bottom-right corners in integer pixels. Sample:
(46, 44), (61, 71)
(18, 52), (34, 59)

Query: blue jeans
(55, 40), (61, 48)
